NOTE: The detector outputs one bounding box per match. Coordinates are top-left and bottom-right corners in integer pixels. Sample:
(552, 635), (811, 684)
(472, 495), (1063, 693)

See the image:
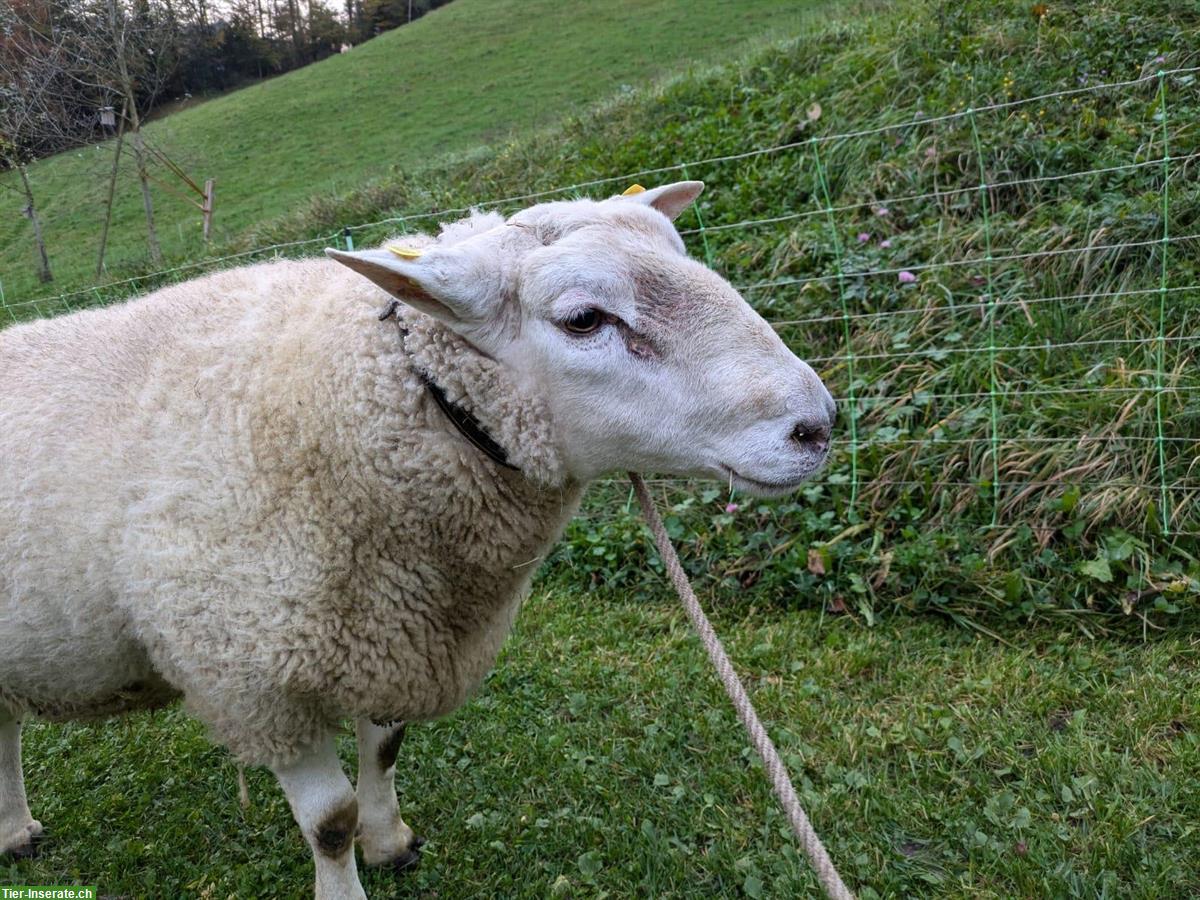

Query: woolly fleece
(0, 222), (581, 766)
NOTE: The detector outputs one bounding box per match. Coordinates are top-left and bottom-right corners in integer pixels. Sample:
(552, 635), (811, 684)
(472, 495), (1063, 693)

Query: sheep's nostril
(791, 419), (832, 449)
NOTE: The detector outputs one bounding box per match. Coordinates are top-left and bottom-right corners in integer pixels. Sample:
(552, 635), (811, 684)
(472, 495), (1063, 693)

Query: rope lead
(630, 472), (855, 900)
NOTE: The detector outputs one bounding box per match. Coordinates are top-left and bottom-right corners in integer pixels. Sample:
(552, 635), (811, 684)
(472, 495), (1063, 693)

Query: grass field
(2, 0), (1199, 896)
(7, 583), (1199, 898)
(0, 0), (828, 302)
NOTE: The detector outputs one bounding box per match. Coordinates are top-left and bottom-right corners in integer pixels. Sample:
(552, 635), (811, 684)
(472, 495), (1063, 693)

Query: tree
(0, 2), (89, 283)
(66, 0), (178, 264)
(358, 0), (449, 40)
(306, 2), (345, 58)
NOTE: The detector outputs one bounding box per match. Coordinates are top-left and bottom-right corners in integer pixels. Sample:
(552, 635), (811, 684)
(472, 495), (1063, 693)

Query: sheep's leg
(354, 718), (423, 870)
(272, 737), (366, 900)
(0, 710), (43, 858)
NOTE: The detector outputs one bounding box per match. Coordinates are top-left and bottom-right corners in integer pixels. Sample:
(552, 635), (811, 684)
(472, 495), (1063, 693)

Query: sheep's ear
(324, 245), (498, 327)
(620, 180), (704, 221)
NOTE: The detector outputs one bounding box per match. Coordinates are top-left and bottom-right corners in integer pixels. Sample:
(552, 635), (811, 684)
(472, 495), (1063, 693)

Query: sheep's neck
(321, 314), (586, 721)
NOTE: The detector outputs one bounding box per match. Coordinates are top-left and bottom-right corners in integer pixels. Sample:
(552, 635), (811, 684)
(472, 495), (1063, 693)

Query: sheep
(0, 181), (835, 899)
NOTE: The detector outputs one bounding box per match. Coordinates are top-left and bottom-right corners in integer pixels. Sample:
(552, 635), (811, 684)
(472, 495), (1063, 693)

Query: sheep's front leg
(0, 711), (43, 858)
(272, 737), (366, 900)
(355, 719), (423, 870)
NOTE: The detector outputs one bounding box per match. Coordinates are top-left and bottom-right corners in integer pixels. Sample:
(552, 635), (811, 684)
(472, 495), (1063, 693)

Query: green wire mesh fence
(3, 69), (1198, 556)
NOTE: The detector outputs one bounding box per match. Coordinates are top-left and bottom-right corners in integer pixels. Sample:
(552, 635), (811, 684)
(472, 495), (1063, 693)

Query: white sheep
(0, 182), (835, 899)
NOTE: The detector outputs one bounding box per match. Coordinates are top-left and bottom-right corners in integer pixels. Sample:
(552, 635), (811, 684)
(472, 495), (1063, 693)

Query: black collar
(381, 301), (519, 472)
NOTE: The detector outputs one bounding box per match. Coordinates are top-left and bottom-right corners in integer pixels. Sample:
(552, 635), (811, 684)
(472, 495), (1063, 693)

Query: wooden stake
(202, 178), (215, 243)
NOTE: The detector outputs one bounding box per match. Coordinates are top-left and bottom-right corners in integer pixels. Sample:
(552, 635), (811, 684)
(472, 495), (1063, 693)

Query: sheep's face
(327, 182), (835, 497)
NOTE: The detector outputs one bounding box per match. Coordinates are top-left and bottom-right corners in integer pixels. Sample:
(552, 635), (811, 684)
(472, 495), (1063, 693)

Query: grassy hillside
(35, 0), (1189, 624)
(302, 0), (1200, 624)
(3, 0), (1197, 618)
(4, 2), (1200, 898)
(0, 0), (828, 302)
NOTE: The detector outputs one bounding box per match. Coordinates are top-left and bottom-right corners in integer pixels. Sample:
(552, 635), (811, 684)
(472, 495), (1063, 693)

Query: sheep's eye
(563, 308), (603, 335)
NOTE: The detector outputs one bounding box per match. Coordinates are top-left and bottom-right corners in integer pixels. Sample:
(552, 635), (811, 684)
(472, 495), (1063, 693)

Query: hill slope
(0, 0), (827, 301)
(5, 4), (1200, 898)
(4, 0), (1198, 620)
(168, 0), (1200, 620)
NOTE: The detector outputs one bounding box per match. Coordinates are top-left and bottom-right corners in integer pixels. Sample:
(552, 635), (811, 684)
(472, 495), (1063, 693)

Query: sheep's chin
(717, 464), (816, 498)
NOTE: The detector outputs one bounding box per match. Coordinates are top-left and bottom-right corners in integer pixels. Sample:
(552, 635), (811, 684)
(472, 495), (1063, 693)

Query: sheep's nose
(790, 415), (833, 451)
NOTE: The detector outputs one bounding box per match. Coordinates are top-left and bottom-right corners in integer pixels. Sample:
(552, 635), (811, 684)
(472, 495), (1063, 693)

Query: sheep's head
(326, 182), (834, 496)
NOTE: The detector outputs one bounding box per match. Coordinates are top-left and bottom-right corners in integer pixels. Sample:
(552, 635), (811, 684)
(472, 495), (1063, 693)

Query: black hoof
(365, 835), (426, 873)
(2, 834), (43, 861)
(389, 845), (422, 874)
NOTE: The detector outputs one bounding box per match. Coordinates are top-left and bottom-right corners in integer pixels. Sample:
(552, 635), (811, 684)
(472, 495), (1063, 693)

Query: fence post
(681, 164), (714, 269)
(811, 138), (859, 511)
(202, 179), (216, 244)
(1153, 72), (1172, 535)
(968, 108), (1002, 528)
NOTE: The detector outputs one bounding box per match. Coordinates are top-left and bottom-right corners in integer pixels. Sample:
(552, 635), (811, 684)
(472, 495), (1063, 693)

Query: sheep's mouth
(718, 464), (811, 498)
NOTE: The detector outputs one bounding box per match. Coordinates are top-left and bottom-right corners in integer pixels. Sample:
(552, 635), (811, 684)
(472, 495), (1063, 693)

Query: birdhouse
(99, 106), (115, 128)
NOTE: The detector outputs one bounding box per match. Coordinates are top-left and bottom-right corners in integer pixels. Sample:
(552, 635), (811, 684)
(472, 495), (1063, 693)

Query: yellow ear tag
(621, 184), (646, 196)
(387, 245), (423, 260)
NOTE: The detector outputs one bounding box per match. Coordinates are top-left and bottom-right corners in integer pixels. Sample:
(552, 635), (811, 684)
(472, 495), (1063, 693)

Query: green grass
(0, 0), (1195, 612)
(8, 2), (1197, 626)
(4, 2), (1200, 896)
(7, 581), (1198, 898)
(354, 0), (1199, 622)
(226, 0), (1197, 622)
(0, 0), (829, 302)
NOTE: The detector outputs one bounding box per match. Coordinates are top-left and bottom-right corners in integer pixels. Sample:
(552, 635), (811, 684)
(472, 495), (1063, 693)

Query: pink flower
(876, 207), (890, 216)
(1155, 55), (1166, 63)
(856, 232), (870, 243)
(879, 239), (892, 249)
(725, 502), (739, 514)
(898, 270), (917, 284)
(924, 146), (937, 159)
